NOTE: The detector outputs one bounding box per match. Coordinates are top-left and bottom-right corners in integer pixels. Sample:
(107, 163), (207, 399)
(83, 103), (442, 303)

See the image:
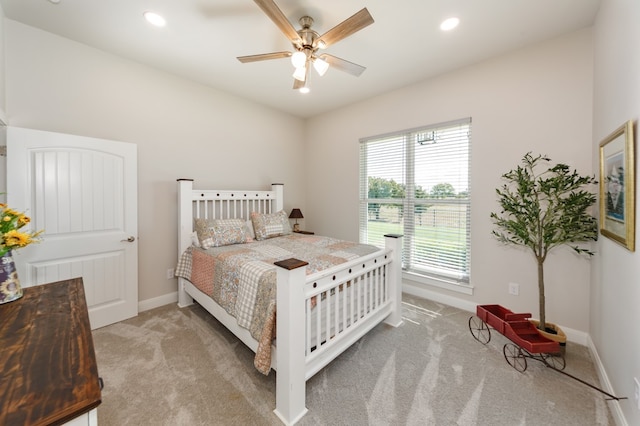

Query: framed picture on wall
(599, 119), (635, 251)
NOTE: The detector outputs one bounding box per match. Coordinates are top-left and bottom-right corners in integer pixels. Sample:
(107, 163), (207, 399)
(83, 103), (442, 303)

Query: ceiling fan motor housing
(296, 16), (320, 55)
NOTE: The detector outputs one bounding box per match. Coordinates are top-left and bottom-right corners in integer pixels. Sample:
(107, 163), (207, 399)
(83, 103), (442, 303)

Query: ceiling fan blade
(293, 77), (305, 90)
(320, 54), (366, 77)
(253, 0), (301, 44)
(316, 8), (374, 49)
(237, 51), (292, 63)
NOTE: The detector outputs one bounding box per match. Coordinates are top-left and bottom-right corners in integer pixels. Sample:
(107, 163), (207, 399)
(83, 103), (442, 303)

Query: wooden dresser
(0, 278), (102, 425)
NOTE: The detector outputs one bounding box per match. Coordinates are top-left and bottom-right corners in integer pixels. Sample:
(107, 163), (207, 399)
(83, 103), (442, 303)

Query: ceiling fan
(237, 0), (374, 92)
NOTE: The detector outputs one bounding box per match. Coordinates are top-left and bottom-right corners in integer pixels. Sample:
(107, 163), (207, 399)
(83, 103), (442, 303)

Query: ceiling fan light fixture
(313, 57), (329, 76)
(440, 17), (460, 31)
(143, 11), (166, 27)
(292, 66), (307, 81)
(299, 86), (310, 94)
(291, 51), (307, 69)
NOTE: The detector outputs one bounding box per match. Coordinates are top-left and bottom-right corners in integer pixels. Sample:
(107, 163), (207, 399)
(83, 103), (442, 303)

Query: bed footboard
(274, 234), (403, 425)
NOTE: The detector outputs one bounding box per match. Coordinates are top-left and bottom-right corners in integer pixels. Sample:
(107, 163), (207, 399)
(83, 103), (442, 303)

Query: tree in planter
(490, 152), (598, 333)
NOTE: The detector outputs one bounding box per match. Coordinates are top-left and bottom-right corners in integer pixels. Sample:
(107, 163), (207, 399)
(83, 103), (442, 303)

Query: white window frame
(359, 118), (472, 290)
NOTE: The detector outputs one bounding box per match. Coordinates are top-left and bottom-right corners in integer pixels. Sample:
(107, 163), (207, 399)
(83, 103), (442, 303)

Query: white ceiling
(0, 0), (601, 118)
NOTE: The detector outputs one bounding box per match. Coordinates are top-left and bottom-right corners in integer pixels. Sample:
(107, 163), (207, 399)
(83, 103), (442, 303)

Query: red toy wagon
(468, 304), (626, 401)
(469, 304), (565, 371)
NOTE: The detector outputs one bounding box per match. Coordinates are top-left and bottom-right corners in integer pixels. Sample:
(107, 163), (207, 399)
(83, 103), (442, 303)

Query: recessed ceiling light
(48, 0), (61, 4)
(143, 11), (166, 27)
(440, 17), (460, 31)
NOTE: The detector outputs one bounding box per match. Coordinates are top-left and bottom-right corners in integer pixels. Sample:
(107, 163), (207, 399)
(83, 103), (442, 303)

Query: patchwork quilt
(175, 233), (380, 374)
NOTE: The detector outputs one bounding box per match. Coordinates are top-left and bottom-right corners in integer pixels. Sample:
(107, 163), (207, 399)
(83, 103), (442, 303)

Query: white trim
(587, 335), (628, 426)
(556, 325), (587, 346)
(403, 279), (476, 312)
(138, 291), (177, 313)
(404, 271), (474, 295)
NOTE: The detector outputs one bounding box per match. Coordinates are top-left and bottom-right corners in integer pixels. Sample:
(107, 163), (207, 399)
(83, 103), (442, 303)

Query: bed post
(177, 179), (194, 308)
(272, 183), (284, 212)
(384, 234), (404, 327)
(273, 258), (309, 425)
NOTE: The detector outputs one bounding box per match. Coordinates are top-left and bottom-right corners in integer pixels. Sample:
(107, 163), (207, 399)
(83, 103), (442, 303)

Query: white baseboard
(403, 280), (477, 313)
(587, 335), (628, 426)
(138, 291), (178, 313)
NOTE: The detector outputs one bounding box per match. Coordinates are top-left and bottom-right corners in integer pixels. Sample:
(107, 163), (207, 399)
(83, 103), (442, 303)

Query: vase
(0, 251), (22, 304)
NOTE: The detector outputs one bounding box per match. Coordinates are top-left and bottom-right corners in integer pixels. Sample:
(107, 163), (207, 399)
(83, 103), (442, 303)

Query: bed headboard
(177, 179), (284, 254)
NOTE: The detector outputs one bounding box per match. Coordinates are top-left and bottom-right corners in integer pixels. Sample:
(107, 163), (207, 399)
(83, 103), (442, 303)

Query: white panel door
(7, 127), (138, 329)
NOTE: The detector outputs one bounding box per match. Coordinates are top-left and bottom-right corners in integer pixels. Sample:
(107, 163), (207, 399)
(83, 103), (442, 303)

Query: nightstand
(293, 230), (315, 235)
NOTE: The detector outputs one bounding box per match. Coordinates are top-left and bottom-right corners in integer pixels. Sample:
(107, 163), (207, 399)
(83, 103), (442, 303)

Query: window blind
(359, 118), (471, 284)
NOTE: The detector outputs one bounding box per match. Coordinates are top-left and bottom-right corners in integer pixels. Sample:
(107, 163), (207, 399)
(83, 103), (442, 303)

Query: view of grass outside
(364, 204), (469, 279)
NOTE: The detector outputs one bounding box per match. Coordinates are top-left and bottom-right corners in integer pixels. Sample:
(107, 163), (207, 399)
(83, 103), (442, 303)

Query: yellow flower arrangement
(0, 203), (43, 256)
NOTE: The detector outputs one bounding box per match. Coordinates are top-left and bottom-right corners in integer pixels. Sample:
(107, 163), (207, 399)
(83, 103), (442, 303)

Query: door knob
(121, 236), (135, 242)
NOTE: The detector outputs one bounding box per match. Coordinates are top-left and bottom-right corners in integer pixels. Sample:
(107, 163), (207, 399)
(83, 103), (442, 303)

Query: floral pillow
(194, 218), (249, 248)
(251, 210), (292, 241)
(194, 218), (216, 248)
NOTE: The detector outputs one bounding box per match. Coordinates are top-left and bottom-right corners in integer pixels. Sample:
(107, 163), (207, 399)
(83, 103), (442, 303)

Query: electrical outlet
(508, 282), (520, 296)
(634, 377), (640, 410)
(166, 268), (175, 279)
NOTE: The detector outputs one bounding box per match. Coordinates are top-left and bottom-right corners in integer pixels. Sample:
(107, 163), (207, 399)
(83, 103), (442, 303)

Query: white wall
(306, 29), (595, 333)
(593, 0), (640, 424)
(3, 19), (306, 304)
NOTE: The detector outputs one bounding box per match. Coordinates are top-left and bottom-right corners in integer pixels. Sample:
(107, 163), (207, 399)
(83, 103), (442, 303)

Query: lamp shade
(289, 208), (304, 219)
(292, 66), (306, 82)
(313, 57), (329, 76)
(291, 51), (307, 68)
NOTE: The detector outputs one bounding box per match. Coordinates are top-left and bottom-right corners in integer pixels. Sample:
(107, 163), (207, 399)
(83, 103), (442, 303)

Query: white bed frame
(177, 179), (403, 425)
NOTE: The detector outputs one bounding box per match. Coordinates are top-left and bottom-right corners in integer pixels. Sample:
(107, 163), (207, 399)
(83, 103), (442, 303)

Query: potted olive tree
(490, 152), (598, 341)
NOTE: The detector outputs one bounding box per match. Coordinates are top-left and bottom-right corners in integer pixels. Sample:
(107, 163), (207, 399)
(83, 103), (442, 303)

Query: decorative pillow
(251, 210), (292, 241)
(211, 218), (249, 247)
(194, 218), (216, 249)
(194, 218), (249, 248)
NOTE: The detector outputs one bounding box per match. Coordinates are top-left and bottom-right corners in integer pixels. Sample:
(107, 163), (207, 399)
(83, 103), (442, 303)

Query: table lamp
(289, 208), (304, 232)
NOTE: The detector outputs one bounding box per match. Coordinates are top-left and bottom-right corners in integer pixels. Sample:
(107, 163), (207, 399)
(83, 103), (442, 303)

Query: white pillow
(245, 220), (256, 240)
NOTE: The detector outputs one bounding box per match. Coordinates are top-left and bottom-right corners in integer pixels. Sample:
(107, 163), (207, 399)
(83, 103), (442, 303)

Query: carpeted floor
(92, 295), (615, 425)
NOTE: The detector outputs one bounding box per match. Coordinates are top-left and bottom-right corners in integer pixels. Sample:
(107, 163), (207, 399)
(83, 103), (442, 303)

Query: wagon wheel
(503, 343), (527, 372)
(541, 352), (566, 371)
(468, 316), (491, 344)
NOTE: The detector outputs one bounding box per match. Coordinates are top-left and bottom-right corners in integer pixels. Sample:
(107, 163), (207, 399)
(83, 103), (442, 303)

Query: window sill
(403, 271), (474, 296)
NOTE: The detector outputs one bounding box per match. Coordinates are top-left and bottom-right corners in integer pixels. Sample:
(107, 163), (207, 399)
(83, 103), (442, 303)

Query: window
(359, 118), (471, 284)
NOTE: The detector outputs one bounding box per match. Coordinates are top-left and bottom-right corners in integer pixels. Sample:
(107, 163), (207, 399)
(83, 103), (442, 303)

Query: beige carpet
(92, 295), (615, 425)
